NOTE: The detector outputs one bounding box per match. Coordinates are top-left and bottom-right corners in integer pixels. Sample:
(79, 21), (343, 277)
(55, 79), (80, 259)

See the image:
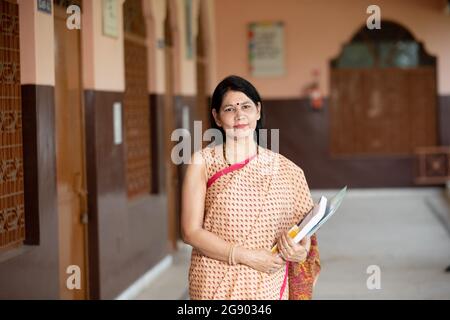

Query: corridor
(132, 188), (450, 300)
(1, 0), (450, 299)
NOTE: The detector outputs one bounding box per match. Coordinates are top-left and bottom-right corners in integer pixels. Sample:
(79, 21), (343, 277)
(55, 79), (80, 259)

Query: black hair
(210, 75), (264, 144)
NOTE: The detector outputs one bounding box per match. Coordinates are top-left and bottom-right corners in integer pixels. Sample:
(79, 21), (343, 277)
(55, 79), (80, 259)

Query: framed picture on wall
(102, 0), (118, 38)
(248, 21), (285, 77)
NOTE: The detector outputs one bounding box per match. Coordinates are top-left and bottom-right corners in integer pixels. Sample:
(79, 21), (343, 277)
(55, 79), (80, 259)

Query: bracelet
(228, 243), (233, 265)
(228, 243), (237, 266)
(232, 245), (238, 265)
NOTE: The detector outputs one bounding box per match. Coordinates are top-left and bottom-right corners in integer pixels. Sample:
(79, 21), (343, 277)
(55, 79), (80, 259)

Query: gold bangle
(228, 243), (234, 265)
(231, 245), (238, 266)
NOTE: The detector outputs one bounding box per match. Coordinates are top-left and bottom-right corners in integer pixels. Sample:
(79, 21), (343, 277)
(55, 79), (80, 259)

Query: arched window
(331, 20), (435, 69)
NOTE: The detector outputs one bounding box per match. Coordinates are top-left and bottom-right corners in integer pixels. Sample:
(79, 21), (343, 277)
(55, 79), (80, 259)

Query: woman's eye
(224, 108), (233, 112)
(243, 105), (251, 109)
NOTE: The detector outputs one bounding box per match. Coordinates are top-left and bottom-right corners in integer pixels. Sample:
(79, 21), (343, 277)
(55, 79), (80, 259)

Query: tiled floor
(133, 188), (450, 300)
(313, 188), (450, 299)
(134, 241), (192, 300)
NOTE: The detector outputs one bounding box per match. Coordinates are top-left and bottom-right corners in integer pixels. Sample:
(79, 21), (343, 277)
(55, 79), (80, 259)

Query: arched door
(330, 21), (437, 156)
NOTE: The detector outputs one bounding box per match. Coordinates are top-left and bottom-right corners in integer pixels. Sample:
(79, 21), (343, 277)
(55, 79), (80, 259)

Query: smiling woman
(181, 75), (321, 300)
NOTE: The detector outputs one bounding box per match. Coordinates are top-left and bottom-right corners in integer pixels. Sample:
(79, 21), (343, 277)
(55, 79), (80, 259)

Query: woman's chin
(227, 131), (254, 140)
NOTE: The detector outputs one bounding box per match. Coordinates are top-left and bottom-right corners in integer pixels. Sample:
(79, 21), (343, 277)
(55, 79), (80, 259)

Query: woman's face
(212, 90), (261, 140)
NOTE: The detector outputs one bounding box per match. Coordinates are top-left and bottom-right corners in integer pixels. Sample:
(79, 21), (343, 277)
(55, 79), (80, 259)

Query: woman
(181, 75), (320, 300)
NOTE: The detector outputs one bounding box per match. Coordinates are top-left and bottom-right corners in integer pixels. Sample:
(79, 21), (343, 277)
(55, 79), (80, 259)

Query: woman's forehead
(222, 91), (252, 106)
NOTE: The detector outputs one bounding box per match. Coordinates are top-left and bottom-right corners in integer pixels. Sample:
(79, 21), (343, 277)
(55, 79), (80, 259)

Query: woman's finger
(299, 236), (308, 246)
(282, 244), (291, 260)
(282, 232), (290, 247)
(286, 233), (296, 247)
(299, 248), (308, 262)
(282, 233), (294, 257)
(277, 238), (287, 260)
(280, 233), (290, 252)
(273, 254), (284, 265)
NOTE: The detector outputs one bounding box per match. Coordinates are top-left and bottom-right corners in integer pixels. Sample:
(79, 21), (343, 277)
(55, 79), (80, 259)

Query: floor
(133, 188), (450, 300)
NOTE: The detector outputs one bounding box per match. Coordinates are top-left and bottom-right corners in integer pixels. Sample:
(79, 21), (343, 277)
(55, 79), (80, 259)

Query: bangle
(228, 243), (237, 266)
(228, 244), (233, 265)
(232, 245), (238, 265)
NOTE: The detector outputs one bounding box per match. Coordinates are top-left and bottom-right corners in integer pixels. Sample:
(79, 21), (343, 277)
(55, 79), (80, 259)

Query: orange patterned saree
(188, 145), (321, 300)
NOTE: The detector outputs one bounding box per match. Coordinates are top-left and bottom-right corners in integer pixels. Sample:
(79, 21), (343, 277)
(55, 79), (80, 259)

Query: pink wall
(18, 0), (55, 85)
(82, 0), (125, 91)
(214, 0), (450, 98)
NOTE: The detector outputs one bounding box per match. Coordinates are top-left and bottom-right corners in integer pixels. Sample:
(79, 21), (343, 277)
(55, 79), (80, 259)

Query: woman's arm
(181, 151), (284, 273)
(181, 151), (235, 263)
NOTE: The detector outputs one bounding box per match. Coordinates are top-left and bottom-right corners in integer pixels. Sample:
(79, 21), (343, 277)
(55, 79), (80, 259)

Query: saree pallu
(188, 146), (321, 300)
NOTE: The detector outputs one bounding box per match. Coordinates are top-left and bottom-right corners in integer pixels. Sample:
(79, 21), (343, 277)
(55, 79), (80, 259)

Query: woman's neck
(223, 136), (258, 164)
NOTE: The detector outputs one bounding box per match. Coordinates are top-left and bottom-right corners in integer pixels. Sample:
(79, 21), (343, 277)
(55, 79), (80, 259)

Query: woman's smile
(233, 124), (248, 129)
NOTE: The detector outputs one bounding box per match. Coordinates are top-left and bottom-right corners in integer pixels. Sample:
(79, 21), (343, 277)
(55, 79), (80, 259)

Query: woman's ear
(256, 102), (261, 121)
(212, 109), (221, 127)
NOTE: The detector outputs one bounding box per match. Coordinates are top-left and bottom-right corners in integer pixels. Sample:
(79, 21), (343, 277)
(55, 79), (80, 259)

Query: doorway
(330, 21), (437, 156)
(54, 3), (88, 300)
(196, 1), (210, 142)
(164, 2), (180, 250)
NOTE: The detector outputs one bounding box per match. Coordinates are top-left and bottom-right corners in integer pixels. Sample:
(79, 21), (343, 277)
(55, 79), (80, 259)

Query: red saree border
(206, 154), (257, 188)
(280, 263), (289, 300)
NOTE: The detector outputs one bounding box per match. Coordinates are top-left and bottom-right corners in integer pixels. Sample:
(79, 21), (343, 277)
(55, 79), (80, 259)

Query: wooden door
(196, 6), (209, 138)
(330, 67), (437, 156)
(54, 6), (88, 300)
(164, 7), (180, 250)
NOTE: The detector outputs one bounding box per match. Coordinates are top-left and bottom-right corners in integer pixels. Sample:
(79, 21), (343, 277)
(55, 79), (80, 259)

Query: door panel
(54, 6), (88, 300)
(330, 67), (437, 156)
(164, 9), (180, 250)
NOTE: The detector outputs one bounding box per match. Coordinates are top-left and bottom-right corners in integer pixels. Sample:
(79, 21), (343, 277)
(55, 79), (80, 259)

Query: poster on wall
(103, 0), (118, 38)
(37, 0), (52, 14)
(248, 22), (285, 77)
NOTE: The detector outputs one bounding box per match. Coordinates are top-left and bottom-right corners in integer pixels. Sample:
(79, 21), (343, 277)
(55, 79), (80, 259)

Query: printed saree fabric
(188, 145), (321, 300)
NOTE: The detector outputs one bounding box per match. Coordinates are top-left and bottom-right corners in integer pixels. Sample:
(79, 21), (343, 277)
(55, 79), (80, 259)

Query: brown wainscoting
(84, 90), (169, 299)
(438, 95), (450, 146)
(263, 97), (447, 189)
(173, 95), (197, 245)
(174, 94), (198, 154)
(0, 85), (59, 299)
(174, 94), (208, 152)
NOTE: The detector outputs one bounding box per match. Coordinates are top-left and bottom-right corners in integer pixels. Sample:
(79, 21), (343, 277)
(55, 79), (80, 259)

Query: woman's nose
(235, 106), (245, 118)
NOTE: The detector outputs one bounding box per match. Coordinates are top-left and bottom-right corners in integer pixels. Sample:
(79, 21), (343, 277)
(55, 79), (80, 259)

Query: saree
(188, 145), (321, 300)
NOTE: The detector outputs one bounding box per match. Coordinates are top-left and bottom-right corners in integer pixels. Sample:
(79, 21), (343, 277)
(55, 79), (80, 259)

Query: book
(271, 186), (347, 254)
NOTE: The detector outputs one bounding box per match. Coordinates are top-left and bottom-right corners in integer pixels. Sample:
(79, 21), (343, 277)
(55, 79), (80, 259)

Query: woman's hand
(235, 247), (285, 275)
(276, 232), (311, 263)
